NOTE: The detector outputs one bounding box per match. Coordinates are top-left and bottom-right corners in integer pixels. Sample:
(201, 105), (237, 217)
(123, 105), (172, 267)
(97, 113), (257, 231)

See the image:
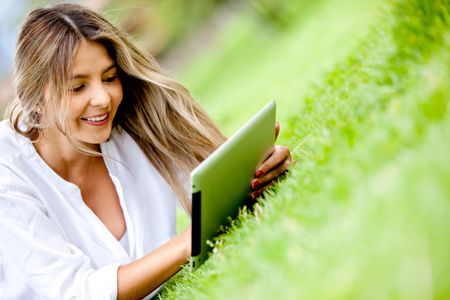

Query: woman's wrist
(178, 225), (192, 260)
(117, 225), (192, 299)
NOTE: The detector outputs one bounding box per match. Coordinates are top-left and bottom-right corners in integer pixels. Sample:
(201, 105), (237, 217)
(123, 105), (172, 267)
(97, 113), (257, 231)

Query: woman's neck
(33, 129), (101, 186)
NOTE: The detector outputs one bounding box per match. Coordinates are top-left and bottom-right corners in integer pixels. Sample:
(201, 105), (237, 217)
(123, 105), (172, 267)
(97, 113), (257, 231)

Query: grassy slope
(160, 0), (450, 299)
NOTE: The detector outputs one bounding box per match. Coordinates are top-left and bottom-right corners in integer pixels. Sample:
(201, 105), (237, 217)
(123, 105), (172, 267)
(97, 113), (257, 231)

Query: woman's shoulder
(0, 119), (17, 144)
(0, 122), (42, 208)
(0, 120), (30, 164)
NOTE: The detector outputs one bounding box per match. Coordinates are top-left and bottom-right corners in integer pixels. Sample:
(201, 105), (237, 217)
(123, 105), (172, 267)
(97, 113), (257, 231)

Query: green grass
(161, 0), (450, 299)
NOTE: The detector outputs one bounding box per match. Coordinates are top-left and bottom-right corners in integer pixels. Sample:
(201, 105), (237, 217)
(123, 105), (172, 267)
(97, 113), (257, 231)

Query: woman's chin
(78, 127), (113, 146)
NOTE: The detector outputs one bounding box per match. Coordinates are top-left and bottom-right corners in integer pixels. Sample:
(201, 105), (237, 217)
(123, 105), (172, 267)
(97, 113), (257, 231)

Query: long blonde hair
(6, 3), (225, 213)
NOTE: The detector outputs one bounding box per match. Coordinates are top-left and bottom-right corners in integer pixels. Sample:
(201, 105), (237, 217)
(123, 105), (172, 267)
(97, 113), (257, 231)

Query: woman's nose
(90, 82), (110, 107)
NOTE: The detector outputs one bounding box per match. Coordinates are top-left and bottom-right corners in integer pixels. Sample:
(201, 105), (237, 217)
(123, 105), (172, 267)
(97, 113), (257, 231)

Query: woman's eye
(70, 85), (84, 93)
(105, 75), (118, 82)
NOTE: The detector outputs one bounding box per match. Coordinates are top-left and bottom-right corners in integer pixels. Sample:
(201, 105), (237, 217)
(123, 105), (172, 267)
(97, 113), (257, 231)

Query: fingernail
(252, 180), (261, 189)
(256, 170), (264, 177)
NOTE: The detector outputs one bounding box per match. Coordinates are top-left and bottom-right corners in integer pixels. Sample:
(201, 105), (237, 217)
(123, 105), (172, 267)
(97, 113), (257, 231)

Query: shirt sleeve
(0, 181), (120, 299)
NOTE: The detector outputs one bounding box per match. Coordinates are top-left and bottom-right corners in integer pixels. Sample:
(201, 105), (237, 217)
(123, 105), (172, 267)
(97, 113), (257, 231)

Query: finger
(250, 181), (273, 199)
(275, 122), (280, 141)
(253, 158), (290, 188)
(250, 187), (264, 200)
(251, 154), (294, 199)
(251, 167), (287, 199)
(255, 145), (290, 178)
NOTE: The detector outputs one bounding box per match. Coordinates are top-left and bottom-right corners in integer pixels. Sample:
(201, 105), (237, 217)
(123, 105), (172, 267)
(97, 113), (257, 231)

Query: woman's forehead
(70, 40), (114, 78)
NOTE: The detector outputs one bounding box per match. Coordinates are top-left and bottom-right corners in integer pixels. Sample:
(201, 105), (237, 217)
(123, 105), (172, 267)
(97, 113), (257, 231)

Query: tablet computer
(190, 100), (276, 269)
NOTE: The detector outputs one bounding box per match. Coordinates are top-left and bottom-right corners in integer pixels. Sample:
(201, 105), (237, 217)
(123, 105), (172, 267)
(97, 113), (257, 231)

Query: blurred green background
(1, 1), (449, 299)
(0, 0), (379, 131)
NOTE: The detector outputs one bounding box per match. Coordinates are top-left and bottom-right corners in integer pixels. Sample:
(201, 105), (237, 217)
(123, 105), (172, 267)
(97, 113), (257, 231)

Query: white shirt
(0, 120), (178, 299)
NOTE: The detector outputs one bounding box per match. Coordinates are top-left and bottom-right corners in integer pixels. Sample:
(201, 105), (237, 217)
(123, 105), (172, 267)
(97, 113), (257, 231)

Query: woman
(0, 3), (292, 299)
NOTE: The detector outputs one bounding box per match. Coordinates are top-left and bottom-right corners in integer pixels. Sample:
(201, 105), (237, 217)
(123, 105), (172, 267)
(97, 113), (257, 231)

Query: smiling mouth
(81, 113), (109, 126)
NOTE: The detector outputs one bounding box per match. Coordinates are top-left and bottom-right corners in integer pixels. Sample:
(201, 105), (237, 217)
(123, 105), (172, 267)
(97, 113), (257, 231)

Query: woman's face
(50, 39), (123, 146)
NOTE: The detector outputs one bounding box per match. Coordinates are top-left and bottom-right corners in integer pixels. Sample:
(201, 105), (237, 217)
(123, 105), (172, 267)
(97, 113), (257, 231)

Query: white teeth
(84, 114), (107, 122)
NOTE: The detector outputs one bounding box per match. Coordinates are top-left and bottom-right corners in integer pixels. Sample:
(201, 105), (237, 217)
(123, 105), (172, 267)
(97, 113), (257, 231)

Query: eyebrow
(70, 63), (116, 80)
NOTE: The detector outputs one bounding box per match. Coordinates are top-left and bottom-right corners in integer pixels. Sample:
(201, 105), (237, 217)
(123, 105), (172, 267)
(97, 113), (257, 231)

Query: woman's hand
(250, 122), (294, 199)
